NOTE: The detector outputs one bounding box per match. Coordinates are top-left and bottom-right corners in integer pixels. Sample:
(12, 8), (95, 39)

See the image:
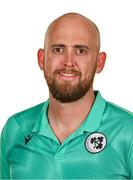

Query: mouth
(59, 72), (79, 77)
(58, 71), (81, 81)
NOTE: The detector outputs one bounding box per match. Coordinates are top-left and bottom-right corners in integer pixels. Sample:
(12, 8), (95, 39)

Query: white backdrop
(0, 0), (133, 132)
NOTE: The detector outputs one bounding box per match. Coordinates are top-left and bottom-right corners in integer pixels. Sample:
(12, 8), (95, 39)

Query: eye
(75, 48), (88, 55)
(52, 47), (63, 54)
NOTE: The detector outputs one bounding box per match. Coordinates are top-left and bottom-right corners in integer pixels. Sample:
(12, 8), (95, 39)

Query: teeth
(61, 73), (76, 77)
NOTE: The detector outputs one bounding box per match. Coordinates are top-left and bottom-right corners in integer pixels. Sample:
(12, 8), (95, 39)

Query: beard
(44, 68), (96, 103)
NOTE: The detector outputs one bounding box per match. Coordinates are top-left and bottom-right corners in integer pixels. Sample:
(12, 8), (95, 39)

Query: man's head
(38, 12), (106, 103)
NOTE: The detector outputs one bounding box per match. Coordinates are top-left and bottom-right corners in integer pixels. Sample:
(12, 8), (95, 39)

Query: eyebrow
(51, 44), (65, 48)
(51, 44), (89, 49)
(73, 45), (89, 49)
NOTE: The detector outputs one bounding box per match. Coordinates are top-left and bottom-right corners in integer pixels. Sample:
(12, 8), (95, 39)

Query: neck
(48, 89), (95, 143)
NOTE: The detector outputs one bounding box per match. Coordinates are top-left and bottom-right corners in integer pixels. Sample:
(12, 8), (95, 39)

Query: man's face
(40, 17), (102, 102)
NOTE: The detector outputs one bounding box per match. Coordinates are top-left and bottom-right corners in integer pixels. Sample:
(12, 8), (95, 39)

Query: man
(1, 12), (133, 179)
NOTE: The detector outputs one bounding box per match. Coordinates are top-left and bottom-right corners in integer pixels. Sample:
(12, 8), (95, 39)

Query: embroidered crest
(85, 132), (107, 153)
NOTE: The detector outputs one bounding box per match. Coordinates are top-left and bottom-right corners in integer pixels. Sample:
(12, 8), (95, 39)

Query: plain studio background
(0, 0), (133, 132)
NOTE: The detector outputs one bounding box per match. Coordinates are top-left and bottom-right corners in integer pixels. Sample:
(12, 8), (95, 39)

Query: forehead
(45, 16), (98, 46)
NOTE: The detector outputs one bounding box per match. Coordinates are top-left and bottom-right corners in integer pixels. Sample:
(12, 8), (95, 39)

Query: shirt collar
(82, 91), (105, 132)
(32, 91), (106, 136)
(32, 99), (58, 142)
(32, 100), (49, 131)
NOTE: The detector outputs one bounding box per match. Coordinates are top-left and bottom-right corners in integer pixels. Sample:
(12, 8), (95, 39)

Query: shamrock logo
(85, 132), (107, 153)
(90, 136), (104, 150)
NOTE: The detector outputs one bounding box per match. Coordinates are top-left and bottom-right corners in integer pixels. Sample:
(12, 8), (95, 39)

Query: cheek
(44, 55), (63, 74)
(46, 51), (67, 68)
(79, 61), (97, 79)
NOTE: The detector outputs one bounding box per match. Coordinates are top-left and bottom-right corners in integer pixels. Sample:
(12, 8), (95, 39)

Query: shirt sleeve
(127, 133), (133, 179)
(0, 125), (10, 179)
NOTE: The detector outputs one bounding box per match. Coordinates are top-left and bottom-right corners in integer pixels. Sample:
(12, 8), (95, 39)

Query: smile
(58, 72), (80, 81)
(60, 73), (78, 77)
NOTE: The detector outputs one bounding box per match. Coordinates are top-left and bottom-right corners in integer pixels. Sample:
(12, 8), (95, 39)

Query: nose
(64, 50), (75, 67)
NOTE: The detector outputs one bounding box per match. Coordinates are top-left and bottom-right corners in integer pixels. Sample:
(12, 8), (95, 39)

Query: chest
(8, 132), (129, 179)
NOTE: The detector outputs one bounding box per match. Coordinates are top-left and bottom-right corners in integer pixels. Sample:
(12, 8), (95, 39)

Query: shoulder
(104, 100), (133, 130)
(106, 100), (133, 118)
(1, 102), (46, 137)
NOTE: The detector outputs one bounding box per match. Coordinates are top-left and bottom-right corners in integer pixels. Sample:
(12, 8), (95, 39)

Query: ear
(37, 48), (45, 71)
(96, 52), (106, 73)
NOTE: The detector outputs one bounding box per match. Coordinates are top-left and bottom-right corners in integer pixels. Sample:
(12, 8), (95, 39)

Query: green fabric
(1, 91), (133, 179)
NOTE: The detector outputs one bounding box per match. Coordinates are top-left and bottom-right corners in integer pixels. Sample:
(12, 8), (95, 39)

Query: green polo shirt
(1, 91), (133, 179)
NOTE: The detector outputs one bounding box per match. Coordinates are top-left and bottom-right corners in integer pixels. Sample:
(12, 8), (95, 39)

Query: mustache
(54, 68), (81, 75)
